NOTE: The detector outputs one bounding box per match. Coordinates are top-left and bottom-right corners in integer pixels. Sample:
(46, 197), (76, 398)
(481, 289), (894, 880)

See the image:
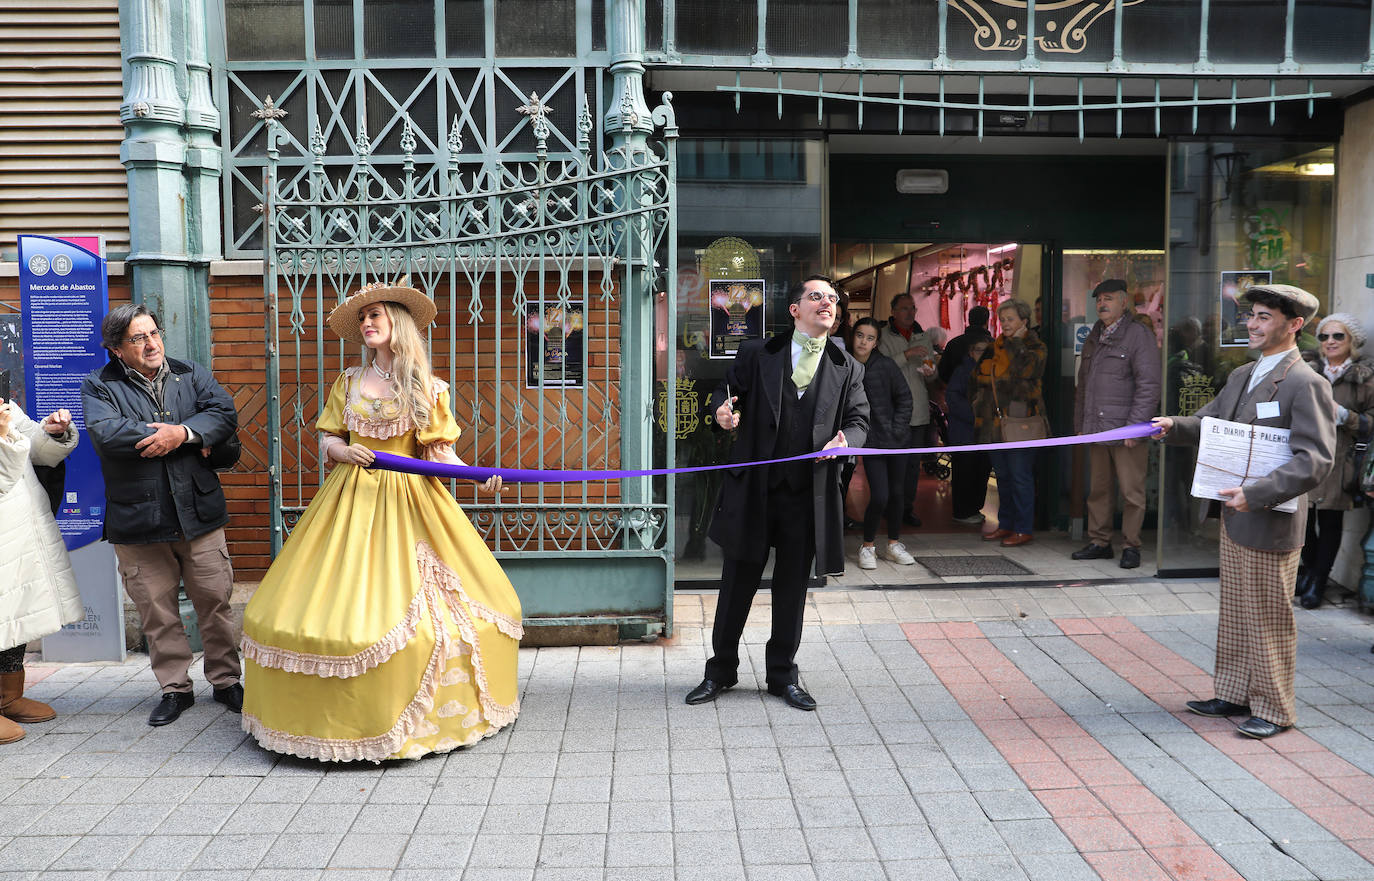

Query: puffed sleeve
(417, 380), (461, 462)
(317, 371), (351, 438)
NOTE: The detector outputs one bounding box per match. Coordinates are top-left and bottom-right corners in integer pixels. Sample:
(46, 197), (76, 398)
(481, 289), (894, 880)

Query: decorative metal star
(251, 95), (287, 121)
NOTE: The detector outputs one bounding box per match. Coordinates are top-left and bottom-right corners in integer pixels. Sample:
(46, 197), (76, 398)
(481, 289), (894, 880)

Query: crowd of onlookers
(828, 282), (1374, 607)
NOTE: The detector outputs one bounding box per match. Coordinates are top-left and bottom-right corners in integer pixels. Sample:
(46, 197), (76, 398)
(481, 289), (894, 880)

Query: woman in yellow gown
(241, 282), (521, 762)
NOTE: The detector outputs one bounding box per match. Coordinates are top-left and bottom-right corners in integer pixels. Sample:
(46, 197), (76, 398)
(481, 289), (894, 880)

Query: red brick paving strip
(901, 622), (1243, 881)
(1059, 616), (1374, 866)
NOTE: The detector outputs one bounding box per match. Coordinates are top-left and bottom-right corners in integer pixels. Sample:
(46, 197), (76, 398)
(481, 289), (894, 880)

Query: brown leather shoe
(0, 714), (23, 744)
(982, 528), (1013, 542)
(1001, 532), (1033, 547)
(0, 670), (55, 724)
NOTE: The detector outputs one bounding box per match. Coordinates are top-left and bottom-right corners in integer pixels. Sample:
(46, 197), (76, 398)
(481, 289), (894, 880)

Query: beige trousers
(1086, 441), (1150, 549)
(115, 528), (241, 694)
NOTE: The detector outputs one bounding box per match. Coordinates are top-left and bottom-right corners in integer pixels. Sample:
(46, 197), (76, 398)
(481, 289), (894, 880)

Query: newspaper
(1190, 416), (1299, 514)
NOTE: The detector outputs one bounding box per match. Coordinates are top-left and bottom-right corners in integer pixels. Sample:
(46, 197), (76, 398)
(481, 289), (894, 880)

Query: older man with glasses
(81, 303), (243, 727)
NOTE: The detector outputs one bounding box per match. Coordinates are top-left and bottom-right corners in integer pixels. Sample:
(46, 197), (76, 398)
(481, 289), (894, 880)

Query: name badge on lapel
(1256, 401), (1280, 419)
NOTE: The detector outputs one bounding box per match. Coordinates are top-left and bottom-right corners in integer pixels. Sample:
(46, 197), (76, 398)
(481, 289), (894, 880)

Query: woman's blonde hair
(366, 301), (434, 429)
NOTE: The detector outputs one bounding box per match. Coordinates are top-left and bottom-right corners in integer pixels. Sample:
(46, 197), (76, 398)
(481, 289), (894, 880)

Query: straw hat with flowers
(326, 280), (437, 345)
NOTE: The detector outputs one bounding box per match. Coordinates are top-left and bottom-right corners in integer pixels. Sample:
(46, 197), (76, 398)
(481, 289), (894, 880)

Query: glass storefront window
(1207, 0), (1284, 64)
(1294, 1), (1373, 63)
(364, 0), (436, 57)
(766, 0), (848, 57)
(857, 0), (938, 59)
(1122, 0), (1200, 63)
(1158, 140), (1335, 575)
(496, 0), (575, 57)
(675, 0), (757, 54)
(226, 0), (305, 61)
(672, 139), (824, 579)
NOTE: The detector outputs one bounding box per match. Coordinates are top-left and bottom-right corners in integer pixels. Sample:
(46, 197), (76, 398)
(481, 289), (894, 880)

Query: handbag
(991, 364), (1048, 443)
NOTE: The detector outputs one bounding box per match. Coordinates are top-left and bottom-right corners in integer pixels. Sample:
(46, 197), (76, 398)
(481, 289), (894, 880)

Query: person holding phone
(0, 391), (81, 744)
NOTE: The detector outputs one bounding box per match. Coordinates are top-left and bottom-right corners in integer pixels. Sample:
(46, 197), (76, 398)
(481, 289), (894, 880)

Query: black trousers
(863, 456), (906, 543)
(950, 450), (992, 519)
(1301, 508), (1346, 579)
(705, 485), (814, 688)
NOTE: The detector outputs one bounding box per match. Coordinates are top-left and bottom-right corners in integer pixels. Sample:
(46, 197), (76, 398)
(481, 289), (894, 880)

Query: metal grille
(258, 92), (678, 566)
(915, 555), (1032, 577)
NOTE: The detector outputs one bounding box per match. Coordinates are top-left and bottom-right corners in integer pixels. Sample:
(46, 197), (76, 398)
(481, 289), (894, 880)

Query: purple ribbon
(369, 422), (1160, 484)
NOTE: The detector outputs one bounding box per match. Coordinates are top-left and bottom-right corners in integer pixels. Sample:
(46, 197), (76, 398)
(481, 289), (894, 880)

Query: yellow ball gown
(241, 368), (522, 762)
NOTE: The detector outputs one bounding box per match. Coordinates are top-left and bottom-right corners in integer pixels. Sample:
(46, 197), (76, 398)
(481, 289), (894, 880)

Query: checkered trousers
(1214, 519), (1300, 727)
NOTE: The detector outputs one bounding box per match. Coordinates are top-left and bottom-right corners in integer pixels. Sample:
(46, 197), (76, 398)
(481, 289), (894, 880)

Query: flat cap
(1091, 279), (1128, 297)
(1243, 283), (1320, 321)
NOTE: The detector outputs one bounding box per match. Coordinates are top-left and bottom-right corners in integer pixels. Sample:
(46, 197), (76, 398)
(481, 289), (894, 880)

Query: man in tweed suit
(1153, 284), (1336, 739)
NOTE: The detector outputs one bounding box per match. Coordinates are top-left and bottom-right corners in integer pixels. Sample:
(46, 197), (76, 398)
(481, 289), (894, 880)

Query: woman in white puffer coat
(0, 400), (81, 743)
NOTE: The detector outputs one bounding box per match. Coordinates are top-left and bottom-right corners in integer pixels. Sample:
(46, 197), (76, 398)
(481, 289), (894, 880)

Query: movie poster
(526, 301), (585, 388)
(708, 279), (765, 359)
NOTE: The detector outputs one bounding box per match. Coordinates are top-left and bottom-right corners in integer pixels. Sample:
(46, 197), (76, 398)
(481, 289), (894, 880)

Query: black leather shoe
(1186, 698), (1250, 718)
(1119, 547), (1141, 569)
(767, 683), (817, 711)
(1299, 574), (1327, 610)
(685, 679), (731, 705)
(902, 514), (923, 528)
(1071, 543), (1113, 560)
(213, 683), (244, 713)
(147, 692), (194, 727)
(1238, 716), (1289, 739)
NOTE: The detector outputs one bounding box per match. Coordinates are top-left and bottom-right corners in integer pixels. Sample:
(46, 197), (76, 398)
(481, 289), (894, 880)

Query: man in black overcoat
(686, 276), (870, 711)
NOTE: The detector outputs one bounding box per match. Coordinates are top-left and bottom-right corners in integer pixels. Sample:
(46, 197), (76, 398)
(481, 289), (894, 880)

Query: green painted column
(605, 0), (659, 548)
(118, 0), (220, 363)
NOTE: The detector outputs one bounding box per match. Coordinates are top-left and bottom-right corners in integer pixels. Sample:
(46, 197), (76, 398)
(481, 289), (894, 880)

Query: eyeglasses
(123, 328), (162, 346)
(804, 291), (840, 305)
(1318, 332), (1347, 341)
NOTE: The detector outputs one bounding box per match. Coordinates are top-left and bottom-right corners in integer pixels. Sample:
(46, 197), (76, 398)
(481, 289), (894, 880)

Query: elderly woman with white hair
(1297, 312), (1374, 609)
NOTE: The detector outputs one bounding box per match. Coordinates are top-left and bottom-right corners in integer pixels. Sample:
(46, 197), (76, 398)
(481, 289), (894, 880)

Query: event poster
(18, 235), (109, 551)
(1219, 270), (1272, 347)
(708, 279), (765, 359)
(526, 301), (585, 388)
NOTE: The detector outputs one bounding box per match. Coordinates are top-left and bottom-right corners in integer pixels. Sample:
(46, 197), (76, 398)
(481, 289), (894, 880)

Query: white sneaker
(883, 541), (916, 565)
(858, 546), (878, 570)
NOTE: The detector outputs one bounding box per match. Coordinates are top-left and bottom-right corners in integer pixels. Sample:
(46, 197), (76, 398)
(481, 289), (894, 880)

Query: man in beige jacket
(1153, 284), (1336, 739)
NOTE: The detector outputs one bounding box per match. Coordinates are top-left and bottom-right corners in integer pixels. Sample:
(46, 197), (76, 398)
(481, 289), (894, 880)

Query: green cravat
(791, 330), (826, 392)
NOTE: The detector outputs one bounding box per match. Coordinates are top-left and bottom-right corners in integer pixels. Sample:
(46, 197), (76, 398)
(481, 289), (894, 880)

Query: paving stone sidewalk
(4, 580), (1374, 881)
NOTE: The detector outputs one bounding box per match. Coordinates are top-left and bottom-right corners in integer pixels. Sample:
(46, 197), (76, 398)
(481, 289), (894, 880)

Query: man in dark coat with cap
(1072, 279), (1161, 570)
(1154, 283), (1336, 739)
(686, 276), (869, 711)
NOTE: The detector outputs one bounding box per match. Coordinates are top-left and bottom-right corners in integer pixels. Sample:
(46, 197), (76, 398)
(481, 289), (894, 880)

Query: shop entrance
(829, 149), (1170, 566)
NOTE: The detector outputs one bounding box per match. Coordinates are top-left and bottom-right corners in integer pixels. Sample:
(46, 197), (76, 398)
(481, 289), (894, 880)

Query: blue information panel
(18, 235), (109, 551)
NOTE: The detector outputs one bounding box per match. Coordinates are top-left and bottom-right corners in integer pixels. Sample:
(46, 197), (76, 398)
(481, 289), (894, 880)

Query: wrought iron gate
(258, 92), (678, 636)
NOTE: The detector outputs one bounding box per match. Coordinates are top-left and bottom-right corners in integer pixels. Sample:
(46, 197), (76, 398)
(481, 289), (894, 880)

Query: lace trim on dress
(240, 538), (520, 762)
(416, 540), (522, 729)
(240, 589), (426, 679)
(340, 369), (449, 440)
(423, 441), (455, 462)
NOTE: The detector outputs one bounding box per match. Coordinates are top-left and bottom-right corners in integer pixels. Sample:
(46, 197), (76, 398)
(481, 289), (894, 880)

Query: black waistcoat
(769, 374), (819, 492)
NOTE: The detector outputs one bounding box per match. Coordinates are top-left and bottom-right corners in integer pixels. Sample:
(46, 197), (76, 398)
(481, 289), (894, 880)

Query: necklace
(371, 362), (394, 381)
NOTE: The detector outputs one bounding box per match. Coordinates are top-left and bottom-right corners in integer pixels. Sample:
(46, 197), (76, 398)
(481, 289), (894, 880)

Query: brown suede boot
(0, 714), (22, 744)
(0, 670), (56, 723)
